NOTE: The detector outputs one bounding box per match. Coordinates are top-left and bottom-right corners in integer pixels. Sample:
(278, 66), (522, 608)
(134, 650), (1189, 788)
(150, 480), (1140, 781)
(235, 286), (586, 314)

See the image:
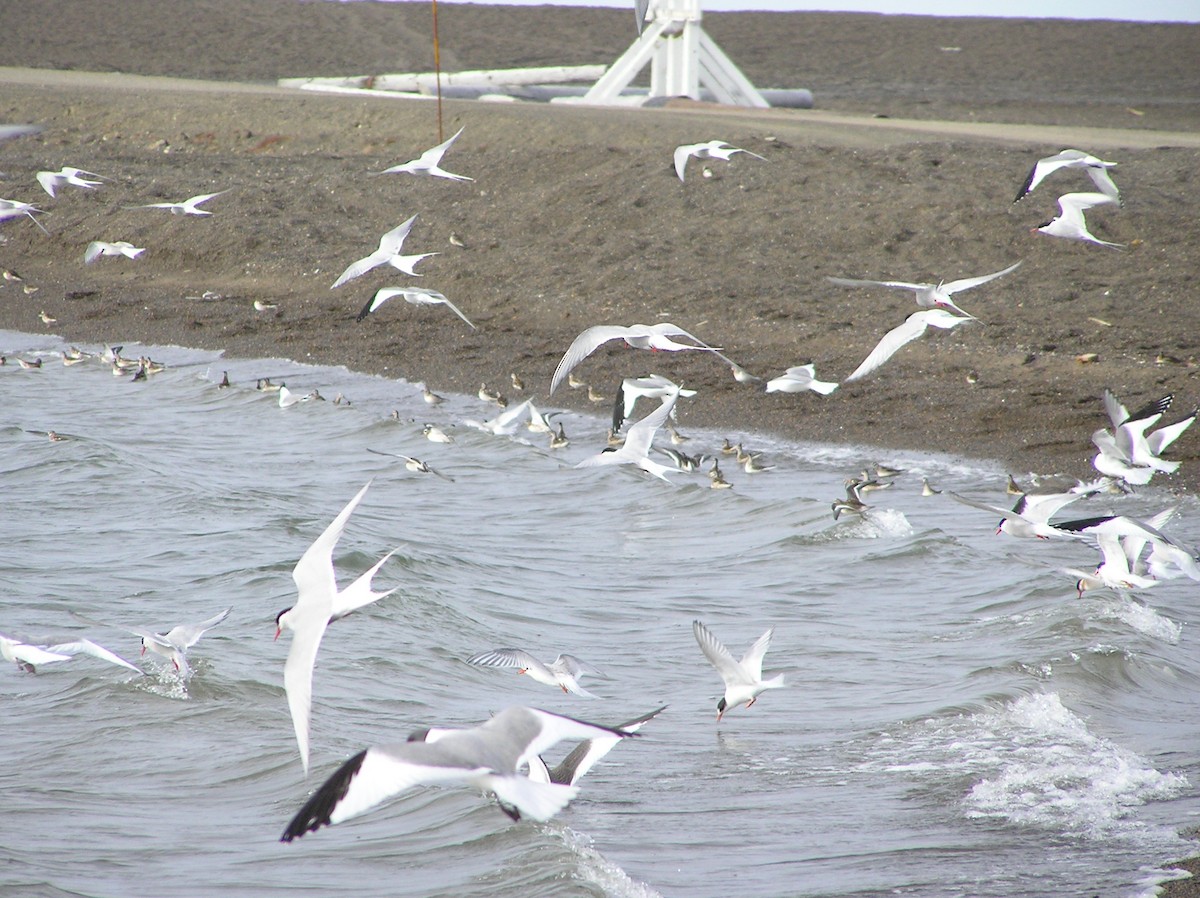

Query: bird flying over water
(467, 648), (606, 697)
(692, 620), (784, 721)
(280, 707), (639, 841)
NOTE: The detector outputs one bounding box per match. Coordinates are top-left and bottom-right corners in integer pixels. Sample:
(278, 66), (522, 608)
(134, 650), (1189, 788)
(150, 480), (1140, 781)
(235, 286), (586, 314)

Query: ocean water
(2, 328), (1199, 898)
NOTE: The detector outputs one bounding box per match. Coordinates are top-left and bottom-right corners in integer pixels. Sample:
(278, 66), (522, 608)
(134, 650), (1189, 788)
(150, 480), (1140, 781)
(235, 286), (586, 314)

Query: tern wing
(550, 325), (641, 394)
(166, 608), (231, 650)
(827, 276), (930, 292)
(845, 309), (968, 382)
(47, 639), (142, 673)
(738, 628), (775, 681)
(332, 547), (400, 619)
(940, 261), (1022, 295)
(693, 620), (754, 687)
(357, 288), (403, 321)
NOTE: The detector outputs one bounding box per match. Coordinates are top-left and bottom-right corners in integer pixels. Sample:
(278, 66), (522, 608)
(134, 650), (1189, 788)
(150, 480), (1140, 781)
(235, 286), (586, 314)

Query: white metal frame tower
(580, 0), (769, 108)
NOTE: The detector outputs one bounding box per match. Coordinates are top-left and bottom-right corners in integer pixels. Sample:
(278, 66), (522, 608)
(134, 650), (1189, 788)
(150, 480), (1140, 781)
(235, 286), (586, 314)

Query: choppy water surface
(3, 329), (1199, 898)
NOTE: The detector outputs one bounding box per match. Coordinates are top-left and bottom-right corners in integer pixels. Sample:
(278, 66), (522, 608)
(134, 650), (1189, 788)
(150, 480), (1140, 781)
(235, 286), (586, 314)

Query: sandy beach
(2, 1), (1200, 889)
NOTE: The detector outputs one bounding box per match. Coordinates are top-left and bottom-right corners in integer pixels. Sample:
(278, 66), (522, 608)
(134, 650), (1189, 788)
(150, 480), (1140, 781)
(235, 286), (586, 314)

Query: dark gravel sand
(1, 2), (1199, 501)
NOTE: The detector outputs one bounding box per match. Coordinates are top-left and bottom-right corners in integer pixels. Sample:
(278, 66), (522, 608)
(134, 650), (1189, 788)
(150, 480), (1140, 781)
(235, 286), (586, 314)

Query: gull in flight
(274, 482), (399, 774)
(612, 374), (694, 433)
(827, 261), (1021, 319)
(129, 190), (229, 216)
(373, 127), (473, 181)
(37, 166), (108, 198)
(415, 705), (666, 787)
(331, 215), (438, 288)
(576, 392), (678, 481)
(356, 287), (475, 328)
(280, 707), (640, 841)
(674, 140), (765, 182)
(84, 241), (144, 264)
(550, 323), (737, 394)
(1033, 192), (1123, 247)
(692, 620), (785, 721)
(467, 648), (606, 697)
(1091, 390), (1195, 484)
(764, 364), (839, 395)
(0, 197), (50, 234)
(1014, 149), (1119, 204)
(126, 608), (230, 677)
(845, 308), (976, 382)
(1, 633), (141, 675)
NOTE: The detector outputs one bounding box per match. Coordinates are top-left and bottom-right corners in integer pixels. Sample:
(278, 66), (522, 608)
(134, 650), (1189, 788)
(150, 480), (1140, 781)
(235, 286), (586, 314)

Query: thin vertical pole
(431, 0), (444, 142)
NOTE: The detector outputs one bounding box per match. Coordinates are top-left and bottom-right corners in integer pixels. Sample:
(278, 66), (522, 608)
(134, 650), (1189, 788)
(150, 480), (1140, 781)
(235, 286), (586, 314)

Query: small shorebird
(422, 386), (444, 406)
(549, 422), (569, 449)
(422, 423), (454, 444)
(478, 383), (503, 404)
(38, 310), (56, 324)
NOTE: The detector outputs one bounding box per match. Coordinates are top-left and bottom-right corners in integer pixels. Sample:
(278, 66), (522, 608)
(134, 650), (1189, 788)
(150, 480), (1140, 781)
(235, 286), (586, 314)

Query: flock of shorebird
(2, 120), (1187, 846)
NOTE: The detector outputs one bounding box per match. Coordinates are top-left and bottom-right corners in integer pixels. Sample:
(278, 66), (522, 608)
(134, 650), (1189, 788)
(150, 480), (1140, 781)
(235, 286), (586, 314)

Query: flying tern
(1033, 192), (1123, 247)
(274, 482), (398, 774)
(373, 127), (473, 181)
(845, 308), (976, 382)
(356, 287), (475, 328)
(764, 364), (839, 395)
(576, 392), (678, 481)
(550, 323), (738, 394)
(36, 166), (107, 198)
(1, 633), (141, 674)
(827, 261), (1021, 318)
(130, 190), (229, 215)
(612, 374), (694, 432)
(84, 241), (144, 264)
(692, 620), (784, 721)
(126, 608), (230, 677)
(467, 648), (606, 697)
(674, 140), (765, 182)
(1014, 149), (1119, 204)
(331, 215), (437, 288)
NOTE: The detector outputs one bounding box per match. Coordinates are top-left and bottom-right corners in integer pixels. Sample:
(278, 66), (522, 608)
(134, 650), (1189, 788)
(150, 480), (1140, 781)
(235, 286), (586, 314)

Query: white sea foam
(961, 693), (1187, 840)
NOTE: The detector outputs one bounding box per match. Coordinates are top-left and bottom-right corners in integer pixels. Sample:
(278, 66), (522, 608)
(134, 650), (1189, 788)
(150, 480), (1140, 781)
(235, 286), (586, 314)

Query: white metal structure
(581, 0), (768, 108)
